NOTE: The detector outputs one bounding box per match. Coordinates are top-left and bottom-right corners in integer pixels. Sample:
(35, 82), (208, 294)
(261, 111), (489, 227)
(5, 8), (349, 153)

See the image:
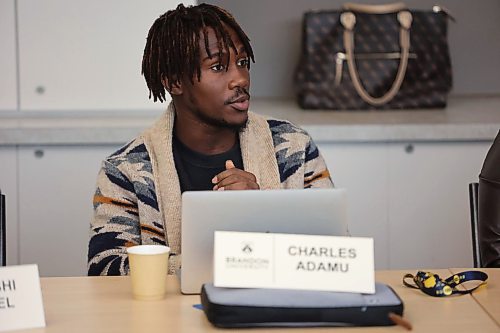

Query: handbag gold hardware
(432, 5), (456, 22)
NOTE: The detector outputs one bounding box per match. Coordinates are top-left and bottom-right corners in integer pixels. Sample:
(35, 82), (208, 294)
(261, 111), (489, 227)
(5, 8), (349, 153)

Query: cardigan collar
(142, 102), (281, 255)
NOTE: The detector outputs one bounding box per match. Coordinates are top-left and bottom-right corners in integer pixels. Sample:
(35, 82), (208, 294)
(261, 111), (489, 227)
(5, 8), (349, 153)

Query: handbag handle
(340, 10), (412, 106)
(343, 2), (407, 14)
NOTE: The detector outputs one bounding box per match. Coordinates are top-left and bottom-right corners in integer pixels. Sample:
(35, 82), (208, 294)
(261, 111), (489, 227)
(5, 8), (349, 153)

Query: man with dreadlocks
(88, 3), (333, 276)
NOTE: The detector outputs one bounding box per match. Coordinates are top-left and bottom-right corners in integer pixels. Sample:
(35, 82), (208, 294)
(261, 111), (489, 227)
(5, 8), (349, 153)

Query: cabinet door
(0, 147), (19, 265)
(19, 145), (120, 276)
(319, 143), (389, 269)
(0, 0), (17, 111)
(388, 141), (492, 269)
(18, 0), (193, 111)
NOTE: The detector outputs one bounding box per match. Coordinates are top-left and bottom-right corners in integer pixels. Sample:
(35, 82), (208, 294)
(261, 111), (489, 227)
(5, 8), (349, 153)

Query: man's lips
(228, 95), (250, 111)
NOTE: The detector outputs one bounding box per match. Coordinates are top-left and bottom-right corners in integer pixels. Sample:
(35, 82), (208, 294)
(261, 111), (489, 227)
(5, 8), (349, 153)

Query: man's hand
(212, 160), (260, 191)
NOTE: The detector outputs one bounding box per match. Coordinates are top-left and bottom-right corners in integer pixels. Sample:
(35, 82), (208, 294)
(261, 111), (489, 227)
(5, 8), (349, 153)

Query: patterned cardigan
(88, 103), (333, 275)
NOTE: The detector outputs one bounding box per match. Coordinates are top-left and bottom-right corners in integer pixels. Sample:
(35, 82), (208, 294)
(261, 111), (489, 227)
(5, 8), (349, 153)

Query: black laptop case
(201, 283), (404, 328)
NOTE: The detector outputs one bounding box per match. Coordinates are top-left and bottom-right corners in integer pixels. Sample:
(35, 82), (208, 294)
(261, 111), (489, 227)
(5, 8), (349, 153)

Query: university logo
(241, 243), (253, 254)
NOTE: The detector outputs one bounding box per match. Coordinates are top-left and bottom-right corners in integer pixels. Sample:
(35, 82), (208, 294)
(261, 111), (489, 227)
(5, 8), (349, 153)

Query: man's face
(176, 26), (251, 130)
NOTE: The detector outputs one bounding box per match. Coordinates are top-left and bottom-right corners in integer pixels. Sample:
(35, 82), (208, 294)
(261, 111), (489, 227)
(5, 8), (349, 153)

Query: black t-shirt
(172, 135), (244, 192)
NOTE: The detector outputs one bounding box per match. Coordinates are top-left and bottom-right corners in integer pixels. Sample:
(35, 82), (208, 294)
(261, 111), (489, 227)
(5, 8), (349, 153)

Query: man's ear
(162, 77), (183, 96)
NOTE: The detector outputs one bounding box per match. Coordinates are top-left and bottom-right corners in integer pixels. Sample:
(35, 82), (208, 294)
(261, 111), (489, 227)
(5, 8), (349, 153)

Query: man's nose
(228, 66), (249, 90)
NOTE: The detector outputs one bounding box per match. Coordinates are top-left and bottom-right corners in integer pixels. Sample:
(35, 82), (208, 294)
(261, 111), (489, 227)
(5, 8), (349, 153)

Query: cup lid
(126, 245), (170, 255)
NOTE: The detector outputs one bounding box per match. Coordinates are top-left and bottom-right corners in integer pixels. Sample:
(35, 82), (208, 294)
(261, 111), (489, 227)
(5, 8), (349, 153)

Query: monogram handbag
(294, 2), (453, 110)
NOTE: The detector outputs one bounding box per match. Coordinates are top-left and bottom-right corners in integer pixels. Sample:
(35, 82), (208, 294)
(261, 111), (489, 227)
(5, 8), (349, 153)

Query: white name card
(0, 264), (46, 332)
(214, 231), (375, 294)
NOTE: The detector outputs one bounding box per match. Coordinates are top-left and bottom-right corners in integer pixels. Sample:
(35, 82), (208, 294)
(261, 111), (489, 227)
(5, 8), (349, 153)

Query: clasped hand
(212, 160), (259, 191)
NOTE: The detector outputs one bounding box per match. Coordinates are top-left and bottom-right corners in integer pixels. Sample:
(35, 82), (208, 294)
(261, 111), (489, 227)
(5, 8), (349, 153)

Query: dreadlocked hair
(141, 3), (255, 103)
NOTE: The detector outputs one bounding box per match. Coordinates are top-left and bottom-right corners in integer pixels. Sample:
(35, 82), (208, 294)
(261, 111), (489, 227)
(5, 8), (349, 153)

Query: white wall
(0, 0), (17, 110)
(7, 0), (194, 112)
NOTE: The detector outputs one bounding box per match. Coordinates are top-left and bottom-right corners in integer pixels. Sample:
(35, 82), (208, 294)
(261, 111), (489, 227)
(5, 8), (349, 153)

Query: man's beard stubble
(191, 87), (250, 132)
(194, 109), (248, 132)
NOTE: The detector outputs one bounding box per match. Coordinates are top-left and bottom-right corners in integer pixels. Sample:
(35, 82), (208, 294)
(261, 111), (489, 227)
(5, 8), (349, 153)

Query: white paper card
(0, 264), (46, 332)
(214, 231), (375, 294)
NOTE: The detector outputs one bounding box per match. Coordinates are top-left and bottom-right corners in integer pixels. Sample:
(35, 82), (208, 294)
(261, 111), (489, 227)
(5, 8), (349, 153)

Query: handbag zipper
(334, 52), (417, 86)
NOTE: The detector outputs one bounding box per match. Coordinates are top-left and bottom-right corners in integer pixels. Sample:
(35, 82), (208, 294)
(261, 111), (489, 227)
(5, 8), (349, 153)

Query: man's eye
(210, 64), (225, 72)
(237, 58), (249, 67)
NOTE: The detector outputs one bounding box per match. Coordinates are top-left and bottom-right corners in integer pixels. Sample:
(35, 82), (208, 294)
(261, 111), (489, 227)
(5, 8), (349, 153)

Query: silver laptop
(180, 188), (348, 294)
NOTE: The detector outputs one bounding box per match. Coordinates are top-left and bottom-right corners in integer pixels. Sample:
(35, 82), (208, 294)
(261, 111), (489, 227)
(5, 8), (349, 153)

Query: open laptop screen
(180, 188), (348, 294)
